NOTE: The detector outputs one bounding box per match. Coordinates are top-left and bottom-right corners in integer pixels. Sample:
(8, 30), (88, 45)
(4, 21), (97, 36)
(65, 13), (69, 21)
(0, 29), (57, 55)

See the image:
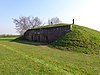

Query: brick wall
(24, 25), (71, 43)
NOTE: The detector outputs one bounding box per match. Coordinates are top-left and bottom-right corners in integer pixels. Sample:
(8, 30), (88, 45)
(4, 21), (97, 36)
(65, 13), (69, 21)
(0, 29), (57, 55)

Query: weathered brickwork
(24, 25), (71, 43)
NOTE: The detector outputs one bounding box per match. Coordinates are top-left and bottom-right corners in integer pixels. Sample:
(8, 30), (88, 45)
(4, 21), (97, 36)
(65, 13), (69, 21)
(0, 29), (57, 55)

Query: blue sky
(0, 0), (100, 34)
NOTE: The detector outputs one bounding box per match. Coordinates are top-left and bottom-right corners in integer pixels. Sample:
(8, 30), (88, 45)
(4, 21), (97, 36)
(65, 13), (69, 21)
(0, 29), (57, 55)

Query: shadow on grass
(10, 37), (100, 55)
(9, 37), (70, 52)
(10, 37), (49, 46)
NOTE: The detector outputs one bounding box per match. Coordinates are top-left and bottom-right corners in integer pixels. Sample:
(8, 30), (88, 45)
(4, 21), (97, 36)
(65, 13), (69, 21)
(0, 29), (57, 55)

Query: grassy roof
(34, 23), (71, 29)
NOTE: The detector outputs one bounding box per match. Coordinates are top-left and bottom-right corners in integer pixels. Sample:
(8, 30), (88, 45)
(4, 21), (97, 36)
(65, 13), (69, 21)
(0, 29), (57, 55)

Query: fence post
(72, 19), (74, 24)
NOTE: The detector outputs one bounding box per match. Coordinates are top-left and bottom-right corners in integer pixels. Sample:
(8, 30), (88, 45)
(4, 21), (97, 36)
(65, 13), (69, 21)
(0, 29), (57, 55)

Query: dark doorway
(37, 35), (40, 42)
(46, 36), (48, 42)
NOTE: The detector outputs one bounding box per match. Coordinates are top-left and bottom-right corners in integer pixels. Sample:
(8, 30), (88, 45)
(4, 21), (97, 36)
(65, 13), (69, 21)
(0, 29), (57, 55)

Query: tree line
(13, 16), (61, 35)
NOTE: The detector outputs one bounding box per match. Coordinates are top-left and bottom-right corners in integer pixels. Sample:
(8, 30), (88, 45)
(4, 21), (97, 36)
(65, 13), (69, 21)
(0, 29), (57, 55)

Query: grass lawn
(0, 38), (100, 75)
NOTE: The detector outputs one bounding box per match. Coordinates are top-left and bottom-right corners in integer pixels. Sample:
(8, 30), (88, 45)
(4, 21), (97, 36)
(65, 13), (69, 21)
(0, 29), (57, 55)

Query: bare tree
(48, 17), (61, 25)
(13, 16), (42, 35)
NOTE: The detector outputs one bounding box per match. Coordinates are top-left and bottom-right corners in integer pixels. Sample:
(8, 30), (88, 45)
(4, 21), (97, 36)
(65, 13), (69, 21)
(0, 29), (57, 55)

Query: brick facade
(24, 25), (71, 43)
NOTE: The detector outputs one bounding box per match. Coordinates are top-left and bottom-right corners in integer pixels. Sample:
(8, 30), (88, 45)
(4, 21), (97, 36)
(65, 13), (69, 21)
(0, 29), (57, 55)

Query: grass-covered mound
(51, 24), (100, 54)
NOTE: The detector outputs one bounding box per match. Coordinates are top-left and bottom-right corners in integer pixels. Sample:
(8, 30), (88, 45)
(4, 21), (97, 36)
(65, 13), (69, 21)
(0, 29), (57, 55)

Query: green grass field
(0, 37), (100, 75)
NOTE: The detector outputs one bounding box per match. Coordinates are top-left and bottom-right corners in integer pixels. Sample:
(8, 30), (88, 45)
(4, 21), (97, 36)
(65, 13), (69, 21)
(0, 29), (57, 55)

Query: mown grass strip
(0, 43), (73, 75)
